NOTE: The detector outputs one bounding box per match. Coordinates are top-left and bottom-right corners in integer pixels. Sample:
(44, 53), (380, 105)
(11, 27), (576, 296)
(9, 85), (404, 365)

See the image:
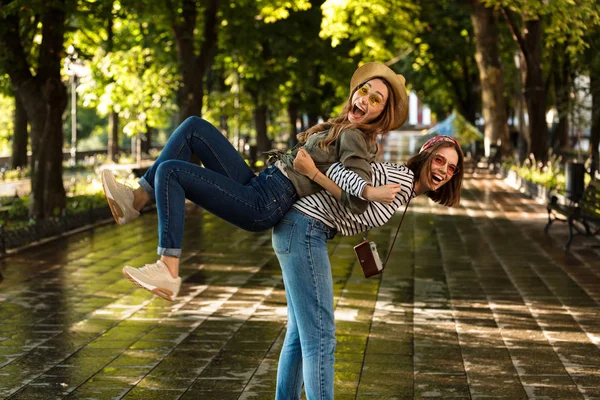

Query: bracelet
(311, 170), (319, 181)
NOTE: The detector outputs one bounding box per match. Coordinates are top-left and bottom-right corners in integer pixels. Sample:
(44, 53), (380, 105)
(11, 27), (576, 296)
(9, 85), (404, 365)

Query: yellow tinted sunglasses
(356, 85), (385, 108)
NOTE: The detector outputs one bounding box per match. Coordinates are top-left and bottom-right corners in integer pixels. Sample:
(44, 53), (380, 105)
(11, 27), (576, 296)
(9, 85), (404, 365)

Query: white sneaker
(101, 169), (140, 225)
(123, 260), (182, 302)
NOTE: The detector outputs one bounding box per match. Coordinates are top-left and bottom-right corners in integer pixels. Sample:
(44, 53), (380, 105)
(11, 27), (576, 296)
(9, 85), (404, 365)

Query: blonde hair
(297, 79), (403, 150)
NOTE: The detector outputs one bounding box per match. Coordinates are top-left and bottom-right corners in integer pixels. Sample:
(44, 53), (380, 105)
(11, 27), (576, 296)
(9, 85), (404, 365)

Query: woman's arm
(294, 149), (401, 204)
(328, 162), (401, 204)
(294, 148), (342, 201)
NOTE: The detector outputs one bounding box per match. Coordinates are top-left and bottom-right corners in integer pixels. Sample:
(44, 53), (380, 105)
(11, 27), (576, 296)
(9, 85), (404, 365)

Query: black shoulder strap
(383, 188), (414, 268)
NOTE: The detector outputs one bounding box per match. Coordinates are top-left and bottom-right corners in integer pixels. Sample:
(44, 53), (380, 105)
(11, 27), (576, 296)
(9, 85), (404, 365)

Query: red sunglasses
(432, 153), (459, 176)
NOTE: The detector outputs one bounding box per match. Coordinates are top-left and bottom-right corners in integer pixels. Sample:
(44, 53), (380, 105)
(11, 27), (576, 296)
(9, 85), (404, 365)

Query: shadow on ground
(0, 172), (598, 399)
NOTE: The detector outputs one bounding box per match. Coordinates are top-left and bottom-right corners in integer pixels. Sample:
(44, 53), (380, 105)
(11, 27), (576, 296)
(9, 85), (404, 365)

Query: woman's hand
(362, 184), (401, 204)
(293, 147), (318, 179)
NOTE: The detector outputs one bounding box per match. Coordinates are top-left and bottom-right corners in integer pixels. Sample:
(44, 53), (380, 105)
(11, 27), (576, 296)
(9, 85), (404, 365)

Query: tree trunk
(590, 73), (600, 177)
(108, 109), (119, 162)
(11, 93), (28, 169)
(503, 10), (549, 163)
(523, 20), (548, 163)
(106, 1), (119, 163)
(253, 104), (270, 159)
(172, 0), (219, 123)
(307, 112), (319, 129)
(39, 77), (68, 216)
(439, 64), (478, 125)
(220, 115), (229, 138)
(136, 132), (142, 165)
(552, 50), (570, 152)
(287, 100), (299, 148)
(142, 123), (154, 155)
(0, 2), (68, 218)
(470, 1), (510, 157)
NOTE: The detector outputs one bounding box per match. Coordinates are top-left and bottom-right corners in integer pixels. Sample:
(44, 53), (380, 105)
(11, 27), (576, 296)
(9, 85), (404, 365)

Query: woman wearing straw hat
(100, 62), (409, 302)
(273, 135), (464, 400)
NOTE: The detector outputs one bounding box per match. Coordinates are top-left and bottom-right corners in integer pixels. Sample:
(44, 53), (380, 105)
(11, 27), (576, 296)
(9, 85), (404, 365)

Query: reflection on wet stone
(0, 171), (598, 398)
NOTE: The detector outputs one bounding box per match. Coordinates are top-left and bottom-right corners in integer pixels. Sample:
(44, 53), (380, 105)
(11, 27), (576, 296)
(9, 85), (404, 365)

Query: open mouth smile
(350, 102), (366, 120)
(431, 173), (444, 185)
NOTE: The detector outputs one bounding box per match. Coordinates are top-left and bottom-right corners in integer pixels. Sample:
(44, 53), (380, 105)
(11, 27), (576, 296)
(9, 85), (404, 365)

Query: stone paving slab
(0, 171), (599, 399)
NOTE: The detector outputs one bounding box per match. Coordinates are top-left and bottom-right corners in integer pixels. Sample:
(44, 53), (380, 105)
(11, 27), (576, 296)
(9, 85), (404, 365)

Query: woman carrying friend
(273, 135), (464, 400)
(101, 62), (408, 301)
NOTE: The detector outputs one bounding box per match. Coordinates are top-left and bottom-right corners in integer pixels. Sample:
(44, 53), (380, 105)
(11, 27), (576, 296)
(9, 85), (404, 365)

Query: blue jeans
(272, 209), (337, 400)
(139, 117), (298, 257)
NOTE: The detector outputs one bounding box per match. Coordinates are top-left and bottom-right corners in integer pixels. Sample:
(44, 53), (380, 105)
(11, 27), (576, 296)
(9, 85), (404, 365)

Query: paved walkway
(0, 171), (598, 399)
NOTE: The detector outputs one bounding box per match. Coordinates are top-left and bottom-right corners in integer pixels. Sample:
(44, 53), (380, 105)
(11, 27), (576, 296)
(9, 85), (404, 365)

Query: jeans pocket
(272, 218), (296, 254)
(311, 219), (335, 237)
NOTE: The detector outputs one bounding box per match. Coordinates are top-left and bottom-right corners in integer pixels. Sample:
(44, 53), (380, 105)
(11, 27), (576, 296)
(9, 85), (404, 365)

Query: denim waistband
(287, 208), (337, 239)
(263, 165), (296, 197)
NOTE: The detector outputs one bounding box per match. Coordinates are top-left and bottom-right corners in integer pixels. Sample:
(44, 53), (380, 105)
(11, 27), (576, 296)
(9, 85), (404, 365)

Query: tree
(169, 0), (219, 123)
(0, 0), (70, 218)
(12, 93), (28, 168)
(105, 0), (119, 162)
(0, 75), (28, 169)
(217, 0), (313, 157)
(325, 0), (481, 125)
(483, 0), (600, 163)
(470, 1), (510, 157)
(585, 28), (600, 176)
(502, 8), (548, 162)
(73, 0), (179, 159)
(0, 11), (39, 169)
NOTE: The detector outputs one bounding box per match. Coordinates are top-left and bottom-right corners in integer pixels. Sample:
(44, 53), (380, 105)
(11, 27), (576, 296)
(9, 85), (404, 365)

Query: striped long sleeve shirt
(292, 162), (415, 236)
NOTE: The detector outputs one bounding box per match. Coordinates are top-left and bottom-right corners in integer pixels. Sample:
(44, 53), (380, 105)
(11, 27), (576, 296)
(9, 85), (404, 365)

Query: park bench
(544, 179), (600, 250)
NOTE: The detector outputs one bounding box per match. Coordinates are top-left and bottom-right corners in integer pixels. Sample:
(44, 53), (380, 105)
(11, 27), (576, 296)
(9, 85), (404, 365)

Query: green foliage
(0, 93), (14, 155)
(403, 1), (479, 121)
(203, 88), (255, 140)
(63, 103), (108, 146)
(0, 166), (30, 181)
(0, 188), (108, 229)
(217, 0), (353, 145)
(79, 46), (179, 137)
(482, 0), (600, 62)
(65, 193), (107, 213)
(259, 0), (312, 23)
(504, 151), (565, 190)
(321, 0), (418, 61)
(67, 0), (179, 144)
(4, 195), (28, 219)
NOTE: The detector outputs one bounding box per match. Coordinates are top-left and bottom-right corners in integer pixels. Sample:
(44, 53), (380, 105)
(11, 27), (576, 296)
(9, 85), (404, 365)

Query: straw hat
(350, 62), (409, 129)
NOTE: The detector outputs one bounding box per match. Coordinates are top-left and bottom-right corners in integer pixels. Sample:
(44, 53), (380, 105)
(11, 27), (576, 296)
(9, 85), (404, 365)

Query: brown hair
(405, 141), (465, 207)
(296, 79), (403, 150)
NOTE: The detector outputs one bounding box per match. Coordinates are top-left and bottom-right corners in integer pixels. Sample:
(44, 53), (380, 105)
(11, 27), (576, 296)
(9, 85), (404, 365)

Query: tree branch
(501, 7), (528, 56)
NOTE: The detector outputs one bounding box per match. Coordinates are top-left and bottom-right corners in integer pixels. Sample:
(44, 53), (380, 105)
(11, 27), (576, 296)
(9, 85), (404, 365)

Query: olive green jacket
(280, 128), (377, 214)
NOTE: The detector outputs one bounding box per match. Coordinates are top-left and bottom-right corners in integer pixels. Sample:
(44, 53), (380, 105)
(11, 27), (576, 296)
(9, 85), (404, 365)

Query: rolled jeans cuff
(157, 246), (181, 258)
(138, 177), (155, 200)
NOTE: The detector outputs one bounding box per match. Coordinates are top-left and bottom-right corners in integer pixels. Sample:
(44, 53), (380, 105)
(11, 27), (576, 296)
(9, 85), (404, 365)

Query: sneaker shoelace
(140, 263), (166, 277)
(115, 180), (135, 195)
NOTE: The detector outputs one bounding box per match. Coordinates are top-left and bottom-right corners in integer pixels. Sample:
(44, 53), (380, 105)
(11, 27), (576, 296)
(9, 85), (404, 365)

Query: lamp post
(65, 46), (86, 167)
(514, 51), (527, 162)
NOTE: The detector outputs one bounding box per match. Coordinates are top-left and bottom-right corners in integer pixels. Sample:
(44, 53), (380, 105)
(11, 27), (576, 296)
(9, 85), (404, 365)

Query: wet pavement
(0, 170), (599, 400)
